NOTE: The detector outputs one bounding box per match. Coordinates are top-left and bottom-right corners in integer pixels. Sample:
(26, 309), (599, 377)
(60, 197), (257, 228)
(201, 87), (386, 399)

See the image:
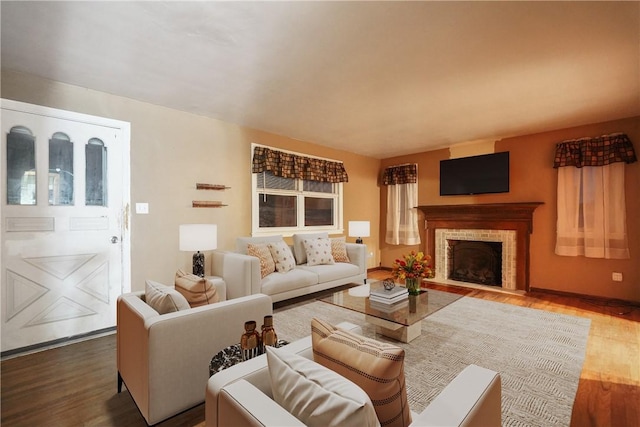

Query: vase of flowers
(392, 251), (433, 296)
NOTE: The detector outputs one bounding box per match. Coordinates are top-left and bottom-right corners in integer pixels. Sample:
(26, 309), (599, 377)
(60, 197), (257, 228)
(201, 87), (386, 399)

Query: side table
(209, 340), (289, 377)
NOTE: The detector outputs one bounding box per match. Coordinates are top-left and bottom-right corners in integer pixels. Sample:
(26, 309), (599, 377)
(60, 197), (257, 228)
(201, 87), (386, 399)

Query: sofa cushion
(331, 237), (351, 263)
(247, 243), (276, 278)
(261, 268), (318, 296)
(303, 237), (335, 266)
(268, 241), (296, 273)
(266, 346), (379, 427)
(298, 262), (360, 283)
(174, 269), (220, 307)
(292, 232), (329, 264)
(311, 318), (412, 427)
(145, 280), (190, 314)
(236, 235), (284, 255)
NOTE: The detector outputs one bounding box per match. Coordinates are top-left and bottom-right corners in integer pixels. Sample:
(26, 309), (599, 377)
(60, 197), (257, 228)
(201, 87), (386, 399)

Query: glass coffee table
(318, 282), (460, 343)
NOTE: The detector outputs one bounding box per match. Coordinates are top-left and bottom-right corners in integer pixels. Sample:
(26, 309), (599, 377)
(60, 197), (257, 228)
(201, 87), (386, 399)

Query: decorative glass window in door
(48, 132), (74, 205)
(86, 138), (107, 206)
(6, 126), (36, 205)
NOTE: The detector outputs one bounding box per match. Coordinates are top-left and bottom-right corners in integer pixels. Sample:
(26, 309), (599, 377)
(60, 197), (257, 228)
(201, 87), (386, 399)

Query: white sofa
(205, 322), (502, 427)
(210, 234), (367, 303)
(116, 281), (273, 425)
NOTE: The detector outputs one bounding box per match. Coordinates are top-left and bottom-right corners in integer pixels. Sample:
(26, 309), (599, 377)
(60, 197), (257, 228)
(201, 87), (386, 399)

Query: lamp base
(193, 251), (205, 277)
(356, 237), (363, 244)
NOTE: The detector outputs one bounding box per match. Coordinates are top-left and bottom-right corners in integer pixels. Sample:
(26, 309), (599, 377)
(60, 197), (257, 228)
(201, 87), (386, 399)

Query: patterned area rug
(273, 290), (591, 427)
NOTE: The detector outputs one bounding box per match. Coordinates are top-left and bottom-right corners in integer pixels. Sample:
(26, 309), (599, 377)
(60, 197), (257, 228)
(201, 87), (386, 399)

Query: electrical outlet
(612, 272), (623, 282)
(368, 252), (374, 258)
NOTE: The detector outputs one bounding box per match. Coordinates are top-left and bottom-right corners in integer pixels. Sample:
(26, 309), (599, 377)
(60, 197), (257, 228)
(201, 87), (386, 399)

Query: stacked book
(369, 286), (408, 312)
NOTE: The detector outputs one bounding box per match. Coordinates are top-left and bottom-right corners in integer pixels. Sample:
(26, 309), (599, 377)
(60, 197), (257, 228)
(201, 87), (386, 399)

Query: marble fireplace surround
(417, 203), (543, 291)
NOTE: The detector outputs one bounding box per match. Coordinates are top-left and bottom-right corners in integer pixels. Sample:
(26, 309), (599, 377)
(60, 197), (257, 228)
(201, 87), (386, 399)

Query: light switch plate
(136, 203), (149, 214)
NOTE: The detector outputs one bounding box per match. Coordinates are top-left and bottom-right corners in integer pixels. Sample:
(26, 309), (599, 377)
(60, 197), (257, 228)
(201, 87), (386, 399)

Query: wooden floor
(1, 271), (638, 427)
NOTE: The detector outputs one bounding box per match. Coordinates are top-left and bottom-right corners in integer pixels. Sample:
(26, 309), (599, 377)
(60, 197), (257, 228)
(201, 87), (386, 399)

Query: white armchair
(205, 322), (502, 427)
(116, 285), (273, 425)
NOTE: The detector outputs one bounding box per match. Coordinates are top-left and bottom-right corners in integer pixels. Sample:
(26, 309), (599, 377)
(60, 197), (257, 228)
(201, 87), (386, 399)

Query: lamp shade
(348, 221), (370, 238)
(179, 224), (218, 251)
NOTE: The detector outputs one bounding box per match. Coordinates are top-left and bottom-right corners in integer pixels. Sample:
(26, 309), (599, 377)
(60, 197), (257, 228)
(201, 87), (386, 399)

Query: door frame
(1, 98), (131, 296)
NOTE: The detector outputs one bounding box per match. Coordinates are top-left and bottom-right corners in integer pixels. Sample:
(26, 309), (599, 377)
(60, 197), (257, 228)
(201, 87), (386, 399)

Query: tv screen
(440, 152), (510, 196)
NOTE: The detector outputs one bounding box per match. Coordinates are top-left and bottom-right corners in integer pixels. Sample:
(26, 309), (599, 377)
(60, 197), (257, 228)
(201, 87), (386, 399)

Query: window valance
(252, 146), (348, 183)
(382, 164), (418, 185)
(553, 133), (637, 168)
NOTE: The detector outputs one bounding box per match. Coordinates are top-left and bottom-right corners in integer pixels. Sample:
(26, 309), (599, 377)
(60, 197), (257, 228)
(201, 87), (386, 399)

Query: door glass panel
(48, 132), (74, 205)
(86, 138), (107, 206)
(6, 126), (36, 205)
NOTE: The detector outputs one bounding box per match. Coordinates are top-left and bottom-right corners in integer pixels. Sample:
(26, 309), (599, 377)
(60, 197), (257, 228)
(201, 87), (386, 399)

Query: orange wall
(380, 116), (640, 303)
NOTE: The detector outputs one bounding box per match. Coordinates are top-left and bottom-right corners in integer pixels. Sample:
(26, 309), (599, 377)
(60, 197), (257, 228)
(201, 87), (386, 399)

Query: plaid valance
(382, 164), (418, 185)
(252, 146), (348, 183)
(553, 133), (637, 168)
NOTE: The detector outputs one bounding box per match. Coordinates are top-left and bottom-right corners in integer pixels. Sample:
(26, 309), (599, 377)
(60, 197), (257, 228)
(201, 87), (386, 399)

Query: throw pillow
(267, 241), (296, 273)
(292, 232), (329, 264)
(303, 238), (335, 266)
(174, 269), (220, 307)
(236, 235), (284, 255)
(247, 243), (276, 278)
(266, 346), (380, 427)
(331, 237), (351, 263)
(145, 280), (190, 315)
(311, 318), (412, 427)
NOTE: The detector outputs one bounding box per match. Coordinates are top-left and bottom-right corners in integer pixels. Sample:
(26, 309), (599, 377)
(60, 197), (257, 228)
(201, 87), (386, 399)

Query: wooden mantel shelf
(417, 202), (543, 233)
(417, 202), (543, 292)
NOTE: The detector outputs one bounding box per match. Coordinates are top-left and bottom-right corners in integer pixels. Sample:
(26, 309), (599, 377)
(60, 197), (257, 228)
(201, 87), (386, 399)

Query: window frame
(251, 144), (344, 237)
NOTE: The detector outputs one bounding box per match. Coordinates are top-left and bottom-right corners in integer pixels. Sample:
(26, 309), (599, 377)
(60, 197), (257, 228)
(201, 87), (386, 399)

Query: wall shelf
(196, 183), (230, 190)
(192, 201), (228, 208)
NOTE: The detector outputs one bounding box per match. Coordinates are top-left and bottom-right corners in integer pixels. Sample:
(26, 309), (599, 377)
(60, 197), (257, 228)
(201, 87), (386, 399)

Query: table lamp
(348, 221), (370, 244)
(179, 224), (217, 277)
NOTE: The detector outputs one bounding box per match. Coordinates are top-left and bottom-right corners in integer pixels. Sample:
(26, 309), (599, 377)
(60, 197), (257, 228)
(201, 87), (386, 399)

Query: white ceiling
(2, 1), (639, 159)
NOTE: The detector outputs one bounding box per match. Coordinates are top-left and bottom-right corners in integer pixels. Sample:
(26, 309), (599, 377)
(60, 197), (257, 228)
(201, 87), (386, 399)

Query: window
(252, 145), (344, 236)
(554, 133), (636, 259)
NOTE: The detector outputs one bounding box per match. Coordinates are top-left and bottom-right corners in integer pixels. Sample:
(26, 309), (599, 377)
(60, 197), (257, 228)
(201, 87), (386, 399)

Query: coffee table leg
(365, 315), (421, 343)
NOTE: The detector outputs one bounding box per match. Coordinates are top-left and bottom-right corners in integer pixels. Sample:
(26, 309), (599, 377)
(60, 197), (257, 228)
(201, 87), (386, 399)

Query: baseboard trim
(367, 266), (391, 273)
(530, 287), (640, 308)
(1, 326), (116, 360)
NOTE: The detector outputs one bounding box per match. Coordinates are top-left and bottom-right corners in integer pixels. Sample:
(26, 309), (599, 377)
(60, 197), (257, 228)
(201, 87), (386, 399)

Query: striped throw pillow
(311, 318), (412, 427)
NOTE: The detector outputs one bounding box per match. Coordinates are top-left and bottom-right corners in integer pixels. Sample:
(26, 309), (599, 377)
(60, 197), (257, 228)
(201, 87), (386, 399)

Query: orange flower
(391, 251), (433, 280)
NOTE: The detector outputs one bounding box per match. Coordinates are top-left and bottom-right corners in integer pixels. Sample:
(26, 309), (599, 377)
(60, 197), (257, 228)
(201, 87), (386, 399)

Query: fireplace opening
(447, 240), (503, 286)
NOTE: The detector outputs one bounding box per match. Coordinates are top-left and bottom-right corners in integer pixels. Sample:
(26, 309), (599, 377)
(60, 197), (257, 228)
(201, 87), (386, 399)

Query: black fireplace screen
(447, 240), (502, 286)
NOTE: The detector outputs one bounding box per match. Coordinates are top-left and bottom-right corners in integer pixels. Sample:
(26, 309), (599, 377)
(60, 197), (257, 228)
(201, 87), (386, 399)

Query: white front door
(1, 99), (130, 353)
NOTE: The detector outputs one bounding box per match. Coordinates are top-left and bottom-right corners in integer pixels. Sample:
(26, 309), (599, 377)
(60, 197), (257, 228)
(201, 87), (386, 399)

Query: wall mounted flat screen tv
(440, 152), (510, 196)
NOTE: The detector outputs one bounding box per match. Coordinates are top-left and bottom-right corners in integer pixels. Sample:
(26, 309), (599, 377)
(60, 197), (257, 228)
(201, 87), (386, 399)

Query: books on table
(369, 285), (408, 304)
(369, 298), (408, 313)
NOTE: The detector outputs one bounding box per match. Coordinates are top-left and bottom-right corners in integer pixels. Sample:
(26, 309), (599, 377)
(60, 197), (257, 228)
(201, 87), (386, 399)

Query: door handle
(111, 236), (119, 244)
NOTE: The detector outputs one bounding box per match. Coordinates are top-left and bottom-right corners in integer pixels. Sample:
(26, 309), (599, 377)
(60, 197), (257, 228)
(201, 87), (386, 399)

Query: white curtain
(385, 182), (421, 245)
(556, 162), (629, 258)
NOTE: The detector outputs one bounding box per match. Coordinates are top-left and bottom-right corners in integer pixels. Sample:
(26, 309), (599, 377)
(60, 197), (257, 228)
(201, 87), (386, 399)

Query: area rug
(273, 291), (591, 427)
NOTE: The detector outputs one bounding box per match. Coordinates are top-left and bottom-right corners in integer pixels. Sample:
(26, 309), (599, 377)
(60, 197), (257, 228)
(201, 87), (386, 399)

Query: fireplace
(417, 203), (543, 291)
(448, 240), (502, 286)
(436, 228), (516, 289)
